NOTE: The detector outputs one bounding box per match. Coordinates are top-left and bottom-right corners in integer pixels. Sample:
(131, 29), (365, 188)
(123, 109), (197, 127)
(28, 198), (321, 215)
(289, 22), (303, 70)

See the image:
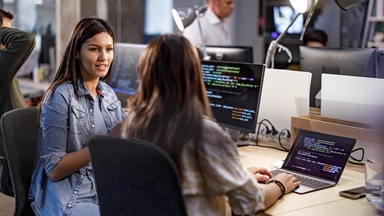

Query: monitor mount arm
(264, 13), (301, 69)
(195, 6), (211, 60)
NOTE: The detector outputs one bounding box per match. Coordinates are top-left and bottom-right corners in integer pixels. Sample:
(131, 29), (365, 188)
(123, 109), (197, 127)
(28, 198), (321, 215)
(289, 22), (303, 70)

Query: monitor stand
(223, 128), (253, 147)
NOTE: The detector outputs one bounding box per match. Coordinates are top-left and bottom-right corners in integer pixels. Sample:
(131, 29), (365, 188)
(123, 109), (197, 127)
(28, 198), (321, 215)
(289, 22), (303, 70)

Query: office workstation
(1, 0), (384, 215)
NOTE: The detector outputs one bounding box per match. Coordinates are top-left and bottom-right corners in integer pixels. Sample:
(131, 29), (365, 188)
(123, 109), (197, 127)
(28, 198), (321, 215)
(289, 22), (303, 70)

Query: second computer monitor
(106, 43), (147, 107)
(201, 60), (265, 134)
(197, 46), (254, 63)
(300, 46), (377, 107)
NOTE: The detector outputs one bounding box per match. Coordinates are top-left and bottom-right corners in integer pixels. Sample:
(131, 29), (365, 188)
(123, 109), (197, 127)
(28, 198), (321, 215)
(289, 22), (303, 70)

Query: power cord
(261, 119), (279, 136)
(277, 128), (290, 152)
(251, 119), (290, 152)
(348, 147), (365, 165)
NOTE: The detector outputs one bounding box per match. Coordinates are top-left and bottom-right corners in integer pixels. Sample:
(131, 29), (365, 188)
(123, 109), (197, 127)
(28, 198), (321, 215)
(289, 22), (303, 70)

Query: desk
(237, 145), (381, 216)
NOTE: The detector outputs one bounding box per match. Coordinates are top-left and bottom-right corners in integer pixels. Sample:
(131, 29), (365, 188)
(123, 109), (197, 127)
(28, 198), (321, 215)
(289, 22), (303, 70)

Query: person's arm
(49, 147), (91, 181)
(247, 167), (272, 182)
(199, 120), (300, 215)
(262, 173), (300, 209)
(247, 167), (300, 208)
(39, 85), (90, 182)
(0, 27), (35, 79)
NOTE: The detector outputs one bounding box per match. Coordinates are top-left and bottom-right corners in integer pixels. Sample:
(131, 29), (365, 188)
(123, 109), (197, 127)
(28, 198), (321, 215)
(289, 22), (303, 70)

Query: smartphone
(339, 186), (366, 199)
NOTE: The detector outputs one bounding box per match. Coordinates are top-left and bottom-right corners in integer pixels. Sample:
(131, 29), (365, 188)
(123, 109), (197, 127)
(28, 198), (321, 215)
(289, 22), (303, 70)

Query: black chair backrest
(88, 135), (188, 216)
(0, 107), (38, 216)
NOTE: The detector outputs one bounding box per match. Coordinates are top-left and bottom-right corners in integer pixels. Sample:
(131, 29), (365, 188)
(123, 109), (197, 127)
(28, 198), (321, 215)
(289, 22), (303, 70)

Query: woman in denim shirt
(28, 17), (126, 216)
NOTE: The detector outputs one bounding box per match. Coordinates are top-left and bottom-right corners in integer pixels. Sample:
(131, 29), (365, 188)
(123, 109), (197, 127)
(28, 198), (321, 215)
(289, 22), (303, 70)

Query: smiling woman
(28, 17), (126, 216)
(77, 32), (114, 99)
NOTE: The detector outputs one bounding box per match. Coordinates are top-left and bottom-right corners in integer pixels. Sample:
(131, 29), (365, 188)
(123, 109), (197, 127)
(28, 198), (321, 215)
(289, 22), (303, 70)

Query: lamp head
(334, 0), (364, 11)
(289, 0), (313, 13)
(172, 7), (197, 31)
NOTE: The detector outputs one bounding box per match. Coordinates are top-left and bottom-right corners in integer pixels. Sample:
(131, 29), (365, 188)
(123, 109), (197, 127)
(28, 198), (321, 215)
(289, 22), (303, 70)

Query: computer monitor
(196, 46), (254, 63)
(299, 46), (377, 107)
(273, 6), (304, 35)
(201, 60), (265, 135)
(265, 5), (304, 37)
(106, 43), (147, 107)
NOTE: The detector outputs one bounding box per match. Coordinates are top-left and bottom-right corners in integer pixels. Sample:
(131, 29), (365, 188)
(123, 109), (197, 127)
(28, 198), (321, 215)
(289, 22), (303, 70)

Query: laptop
(270, 129), (356, 194)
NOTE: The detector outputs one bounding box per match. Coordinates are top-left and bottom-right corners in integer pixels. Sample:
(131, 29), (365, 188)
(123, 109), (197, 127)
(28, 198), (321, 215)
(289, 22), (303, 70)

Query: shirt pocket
(106, 100), (123, 123)
(69, 105), (86, 135)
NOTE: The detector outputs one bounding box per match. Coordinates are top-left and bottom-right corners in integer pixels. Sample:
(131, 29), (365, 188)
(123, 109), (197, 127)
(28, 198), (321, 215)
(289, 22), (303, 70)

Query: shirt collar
(77, 78), (106, 98)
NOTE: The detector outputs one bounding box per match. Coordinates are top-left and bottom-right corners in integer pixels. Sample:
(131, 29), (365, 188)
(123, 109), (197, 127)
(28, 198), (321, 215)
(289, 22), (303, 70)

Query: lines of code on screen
(201, 61), (262, 133)
(285, 134), (351, 181)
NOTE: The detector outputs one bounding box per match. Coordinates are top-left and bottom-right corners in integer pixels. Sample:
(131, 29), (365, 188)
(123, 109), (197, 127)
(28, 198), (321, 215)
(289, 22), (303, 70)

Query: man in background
(183, 0), (235, 47)
(0, 7), (36, 196)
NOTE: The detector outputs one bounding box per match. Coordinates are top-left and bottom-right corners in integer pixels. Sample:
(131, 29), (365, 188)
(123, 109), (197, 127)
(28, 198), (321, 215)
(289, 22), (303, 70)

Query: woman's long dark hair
(127, 34), (212, 163)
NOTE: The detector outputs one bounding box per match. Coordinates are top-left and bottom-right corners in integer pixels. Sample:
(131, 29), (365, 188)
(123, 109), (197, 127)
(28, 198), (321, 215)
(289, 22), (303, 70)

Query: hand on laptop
(247, 167), (273, 182)
(272, 173), (301, 194)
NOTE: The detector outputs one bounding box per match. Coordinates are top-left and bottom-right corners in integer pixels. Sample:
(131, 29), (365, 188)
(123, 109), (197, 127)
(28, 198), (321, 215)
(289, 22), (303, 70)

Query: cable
(277, 128), (290, 152)
(250, 119), (290, 152)
(254, 120), (267, 146)
(255, 143), (292, 152)
(260, 119), (279, 135)
(237, 121), (271, 143)
(349, 147), (365, 162)
(258, 122), (271, 134)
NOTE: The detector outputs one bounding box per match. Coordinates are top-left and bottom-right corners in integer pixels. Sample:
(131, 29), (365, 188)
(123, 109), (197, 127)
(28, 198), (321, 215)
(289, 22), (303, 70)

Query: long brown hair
(127, 34), (212, 161)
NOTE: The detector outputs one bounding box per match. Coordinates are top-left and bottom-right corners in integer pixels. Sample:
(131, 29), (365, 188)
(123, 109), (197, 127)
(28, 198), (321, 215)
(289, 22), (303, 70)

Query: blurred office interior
(0, 0), (372, 76)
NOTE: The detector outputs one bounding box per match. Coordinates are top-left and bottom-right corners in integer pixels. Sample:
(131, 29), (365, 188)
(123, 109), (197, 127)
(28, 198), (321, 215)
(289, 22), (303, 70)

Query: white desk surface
(237, 145), (381, 216)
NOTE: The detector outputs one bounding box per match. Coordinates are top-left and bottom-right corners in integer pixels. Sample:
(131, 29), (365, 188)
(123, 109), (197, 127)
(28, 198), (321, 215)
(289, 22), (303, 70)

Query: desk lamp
(334, 0), (365, 11)
(265, 0), (364, 68)
(299, 0), (364, 41)
(172, 6), (211, 60)
(265, 0), (314, 68)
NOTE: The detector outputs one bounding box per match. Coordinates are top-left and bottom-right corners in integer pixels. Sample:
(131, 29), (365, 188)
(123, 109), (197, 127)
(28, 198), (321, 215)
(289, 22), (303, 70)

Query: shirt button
(68, 204), (72, 208)
(92, 124), (95, 128)
(90, 109), (93, 112)
(74, 191), (78, 194)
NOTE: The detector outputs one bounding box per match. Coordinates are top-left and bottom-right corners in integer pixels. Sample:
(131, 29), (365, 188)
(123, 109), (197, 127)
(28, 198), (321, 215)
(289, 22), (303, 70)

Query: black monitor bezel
(201, 60), (265, 133)
(196, 45), (254, 63)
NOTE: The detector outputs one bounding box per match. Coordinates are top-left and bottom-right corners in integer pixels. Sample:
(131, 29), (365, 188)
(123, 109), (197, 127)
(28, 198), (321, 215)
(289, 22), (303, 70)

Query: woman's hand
(247, 167), (273, 182)
(272, 172), (301, 194)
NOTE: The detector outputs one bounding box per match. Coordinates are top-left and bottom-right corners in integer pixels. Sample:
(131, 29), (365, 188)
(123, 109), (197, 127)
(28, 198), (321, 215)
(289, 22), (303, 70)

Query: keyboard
(270, 169), (333, 189)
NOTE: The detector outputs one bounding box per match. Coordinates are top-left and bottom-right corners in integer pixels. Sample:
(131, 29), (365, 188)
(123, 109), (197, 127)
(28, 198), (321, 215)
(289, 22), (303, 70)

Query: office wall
(232, 0), (264, 64)
(314, 0), (342, 47)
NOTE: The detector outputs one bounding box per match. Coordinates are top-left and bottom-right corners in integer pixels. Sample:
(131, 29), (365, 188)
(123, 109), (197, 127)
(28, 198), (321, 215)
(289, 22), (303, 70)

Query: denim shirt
(28, 80), (126, 216)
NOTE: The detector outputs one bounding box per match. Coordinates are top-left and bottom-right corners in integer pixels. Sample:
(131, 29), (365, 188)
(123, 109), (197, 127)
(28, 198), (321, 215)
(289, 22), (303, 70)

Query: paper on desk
(257, 68), (312, 133)
(321, 74), (384, 128)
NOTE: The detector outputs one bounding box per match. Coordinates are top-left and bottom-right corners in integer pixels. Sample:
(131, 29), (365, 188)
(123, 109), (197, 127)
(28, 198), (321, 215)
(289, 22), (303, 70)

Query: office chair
(88, 135), (188, 216)
(0, 107), (39, 216)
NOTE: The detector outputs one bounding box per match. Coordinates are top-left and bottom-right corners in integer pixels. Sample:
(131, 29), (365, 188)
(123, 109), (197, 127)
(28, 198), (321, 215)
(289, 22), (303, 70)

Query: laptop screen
(282, 130), (356, 182)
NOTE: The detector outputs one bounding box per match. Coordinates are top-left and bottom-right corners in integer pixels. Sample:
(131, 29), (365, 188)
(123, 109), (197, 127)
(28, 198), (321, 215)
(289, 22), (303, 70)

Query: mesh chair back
(88, 135), (188, 216)
(0, 107), (39, 216)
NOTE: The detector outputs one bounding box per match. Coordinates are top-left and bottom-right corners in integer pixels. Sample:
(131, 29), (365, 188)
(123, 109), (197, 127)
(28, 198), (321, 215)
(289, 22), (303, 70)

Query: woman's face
(78, 32), (114, 81)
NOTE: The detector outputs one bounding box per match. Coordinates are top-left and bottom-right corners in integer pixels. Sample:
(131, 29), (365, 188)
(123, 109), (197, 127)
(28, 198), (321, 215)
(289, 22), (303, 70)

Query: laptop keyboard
(270, 169), (333, 189)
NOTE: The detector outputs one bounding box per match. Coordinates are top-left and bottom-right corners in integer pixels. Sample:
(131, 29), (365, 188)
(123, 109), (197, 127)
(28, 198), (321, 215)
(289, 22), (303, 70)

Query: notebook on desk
(270, 129), (356, 194)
